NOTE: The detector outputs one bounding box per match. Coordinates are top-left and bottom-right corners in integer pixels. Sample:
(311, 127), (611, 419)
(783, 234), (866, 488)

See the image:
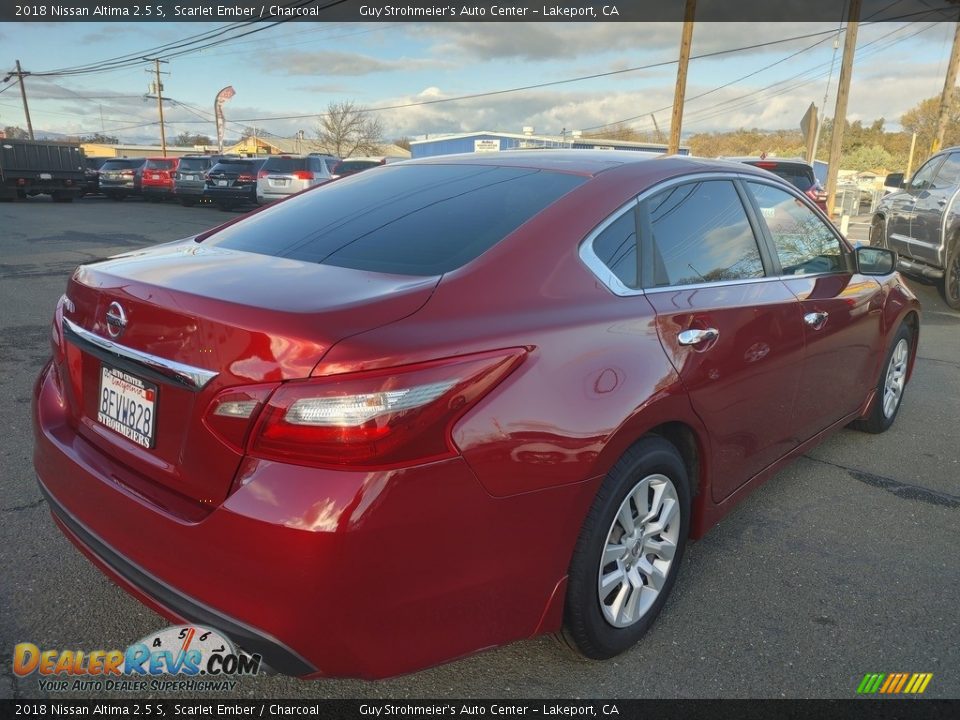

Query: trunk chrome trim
(62, 317), (218, 391)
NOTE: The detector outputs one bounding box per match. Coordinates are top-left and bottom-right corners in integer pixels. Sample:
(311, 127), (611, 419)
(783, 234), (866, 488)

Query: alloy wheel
(882, 338), (909, 418)
(597, 474), (680, 628)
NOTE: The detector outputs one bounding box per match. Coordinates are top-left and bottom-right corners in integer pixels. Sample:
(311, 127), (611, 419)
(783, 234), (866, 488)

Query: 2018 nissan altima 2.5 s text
(33, 151), (920, 679)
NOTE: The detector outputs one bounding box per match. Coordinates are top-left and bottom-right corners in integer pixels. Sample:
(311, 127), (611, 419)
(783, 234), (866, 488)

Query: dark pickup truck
(873, 147), (960, 309)
(0, 139), (86, 202)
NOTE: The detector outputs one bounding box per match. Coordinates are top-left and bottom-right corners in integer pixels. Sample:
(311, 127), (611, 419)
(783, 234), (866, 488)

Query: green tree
(901, 94), (960, 166)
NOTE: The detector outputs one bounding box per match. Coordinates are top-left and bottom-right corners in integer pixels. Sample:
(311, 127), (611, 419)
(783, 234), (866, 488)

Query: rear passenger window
(748, 182), (845, 276)
(646, 180), (764, 287)
(591, 209), (638, 288)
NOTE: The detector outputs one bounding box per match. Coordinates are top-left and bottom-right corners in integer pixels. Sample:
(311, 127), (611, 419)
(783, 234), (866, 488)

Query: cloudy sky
(0, 20), (954, 145)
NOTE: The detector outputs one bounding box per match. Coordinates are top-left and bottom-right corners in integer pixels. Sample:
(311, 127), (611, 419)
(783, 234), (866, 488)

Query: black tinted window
(262, 157), (308, 172)
(765, 165), (815, 191)
(592, 209), (638, 288)
(210, 160), (261, 173)
(336, 160), (380, 174)
(748, 182), (844, 275)
(934, 153), (960, 188)
(144, 159), (176, 170)
(100, 160), (140, 171)
(207, 165), (585, 275)
(909, 158), (942, 191)
(647, 180), (764, 287)
(178, 157), (211, 171)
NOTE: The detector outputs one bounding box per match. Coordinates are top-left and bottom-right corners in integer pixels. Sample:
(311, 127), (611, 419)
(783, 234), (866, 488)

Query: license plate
(40, 173), (52, 180)
(97, 365), (157, 449)
(271, 178), (289, 187)
(151, 174), (161, 180)
(185, 174), (195, 181)
(217, 180), (228, 187)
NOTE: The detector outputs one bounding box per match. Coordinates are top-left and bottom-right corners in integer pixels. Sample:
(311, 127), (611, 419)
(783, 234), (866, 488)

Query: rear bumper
(39, 479), (315, 676)
(32, 361), (592, 678)
(141, 185), (173, 196)
(202, 187), (255, 204)
(257, 191), (294, 202)
(173, 184), (206, 197)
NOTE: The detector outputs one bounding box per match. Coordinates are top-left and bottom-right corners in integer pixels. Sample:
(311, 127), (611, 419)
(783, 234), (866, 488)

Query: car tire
(850, 322), (913, 434)
(15, 189), (26, 200)
(562, 436), (690, 660)
(180, 199), (196, 207)
(52, 193), (73, 203)
(870, 215), (887, 248)
(941, 237), (960, 311)
(108, 193), (124, 201)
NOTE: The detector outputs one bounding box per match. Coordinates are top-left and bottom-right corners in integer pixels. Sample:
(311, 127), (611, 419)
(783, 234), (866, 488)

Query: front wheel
(941, 239), (960, 310)
(850, 323), (913, 434)
(562, 436), (690, 659)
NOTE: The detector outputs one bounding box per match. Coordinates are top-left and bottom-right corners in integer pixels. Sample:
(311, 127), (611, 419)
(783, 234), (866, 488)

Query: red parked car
(33, 152), (919, 678)
(140, 156), (180, 201)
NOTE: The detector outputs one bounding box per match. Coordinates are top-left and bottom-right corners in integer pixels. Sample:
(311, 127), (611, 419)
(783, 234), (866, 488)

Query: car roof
(404, 150), (796, 185)
(723, 156), (813, 168)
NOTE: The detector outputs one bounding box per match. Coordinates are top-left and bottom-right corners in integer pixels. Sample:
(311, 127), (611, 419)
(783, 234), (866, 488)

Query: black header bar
(1, 0), (959, 23)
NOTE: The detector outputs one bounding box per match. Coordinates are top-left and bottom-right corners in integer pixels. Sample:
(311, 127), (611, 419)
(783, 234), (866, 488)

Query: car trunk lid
(56, 241), (438, 506)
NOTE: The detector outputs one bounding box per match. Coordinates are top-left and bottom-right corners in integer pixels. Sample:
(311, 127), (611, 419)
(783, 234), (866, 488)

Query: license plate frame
(96, 364), (157, 449)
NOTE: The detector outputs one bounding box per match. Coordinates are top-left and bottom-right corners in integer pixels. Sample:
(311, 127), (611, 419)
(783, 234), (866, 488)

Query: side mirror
(856, 246), (897, 276)
(884, 172), (905, 189)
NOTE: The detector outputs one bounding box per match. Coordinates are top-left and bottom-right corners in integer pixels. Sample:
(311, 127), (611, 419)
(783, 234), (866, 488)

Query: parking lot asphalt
(1, 198), (957, 700)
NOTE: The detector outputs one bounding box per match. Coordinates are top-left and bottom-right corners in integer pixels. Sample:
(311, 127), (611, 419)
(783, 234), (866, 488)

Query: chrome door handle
(804, 312), (828, 328)
(677, 328), (719, 346)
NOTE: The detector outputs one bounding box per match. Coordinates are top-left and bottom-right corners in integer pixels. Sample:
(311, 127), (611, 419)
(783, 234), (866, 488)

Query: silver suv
(873, 147), (960, 309)
(256, 155), (336, 203)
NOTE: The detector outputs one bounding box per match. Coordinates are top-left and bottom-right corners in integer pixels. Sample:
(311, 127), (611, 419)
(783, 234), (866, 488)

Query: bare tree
(316, 101), (383, 158)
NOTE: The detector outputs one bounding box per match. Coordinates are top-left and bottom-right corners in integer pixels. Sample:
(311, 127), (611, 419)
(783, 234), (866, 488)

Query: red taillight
(203, 384), (278, 454)
(237, 174), (254, 182)
(257, 170), (269, 179)
(293, 170), (314, 180)
(248, 349), (526, 469)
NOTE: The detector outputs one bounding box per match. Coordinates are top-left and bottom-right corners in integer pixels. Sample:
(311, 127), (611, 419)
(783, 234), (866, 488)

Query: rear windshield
(752, 163), (815, 190)
(206, 164), (585, 276)
(335, 160), (380, 174)
(144, 159), (177, 170)
(100, 160), (141, 171)
(177, 157), (211, 171)
(210, 160), (262, 172)
(261, 157), (307, 172)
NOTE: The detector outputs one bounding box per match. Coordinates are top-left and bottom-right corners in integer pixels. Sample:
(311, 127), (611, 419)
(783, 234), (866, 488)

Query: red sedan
(33, 152), (919, 678)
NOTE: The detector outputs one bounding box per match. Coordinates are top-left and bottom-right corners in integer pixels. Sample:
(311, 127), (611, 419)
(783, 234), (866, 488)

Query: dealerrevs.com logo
(13, 625), (262, 693)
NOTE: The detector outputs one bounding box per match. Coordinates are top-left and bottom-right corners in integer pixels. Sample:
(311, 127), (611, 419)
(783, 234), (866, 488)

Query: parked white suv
(256, 155), (337, 203)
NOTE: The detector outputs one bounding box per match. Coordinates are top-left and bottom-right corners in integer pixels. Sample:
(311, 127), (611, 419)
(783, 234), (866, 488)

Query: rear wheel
(870, 216), (887, 248)
(850, 323), (912, 434)
(180, 198), (196, 207)
(562, 436), (690, 659)
(941, 239), (960, 310)
(15, 189), (26, 200)
(52, 192), (73, 203)
(107, 193), (125, 201)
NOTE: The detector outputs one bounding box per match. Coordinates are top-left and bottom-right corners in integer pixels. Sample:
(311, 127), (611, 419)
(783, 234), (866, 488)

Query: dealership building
(410, 129), (690, 159)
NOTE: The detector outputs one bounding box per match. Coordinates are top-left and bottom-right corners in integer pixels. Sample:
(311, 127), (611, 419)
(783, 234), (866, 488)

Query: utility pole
(931, 20), (960, 155)
(145, 58), (169, 156)
(651, 113), (664, 144)
(668, 0), (696, 155)
(825, 0), (862, 217)
(906, 131), (918, 180)
(3, 60), (35, 140)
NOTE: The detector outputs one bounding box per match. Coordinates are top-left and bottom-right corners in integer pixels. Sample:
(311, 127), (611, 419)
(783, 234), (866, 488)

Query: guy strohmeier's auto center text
(13, 3), (621, 19)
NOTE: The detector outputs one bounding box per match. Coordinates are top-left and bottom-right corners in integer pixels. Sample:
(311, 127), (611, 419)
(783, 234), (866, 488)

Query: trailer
(0, 139), (86, 202)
